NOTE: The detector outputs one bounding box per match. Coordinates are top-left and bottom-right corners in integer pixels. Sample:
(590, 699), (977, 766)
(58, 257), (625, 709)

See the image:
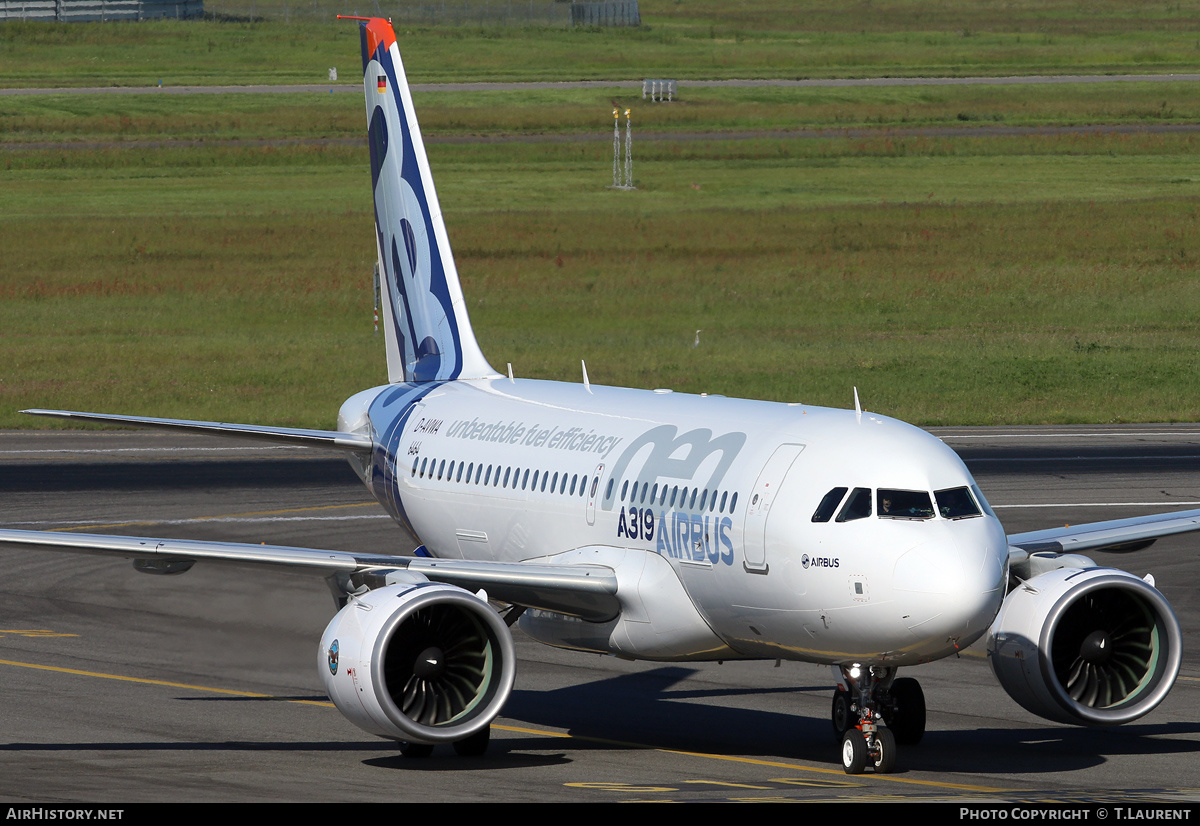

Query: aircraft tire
(840, 730), (867, 775)
(871, 726), (897, 774)
(831, 690), (853, 740)
(452, 725), (490, 757)
(399, 740), (434, 758)
(885, 677), (926, 745)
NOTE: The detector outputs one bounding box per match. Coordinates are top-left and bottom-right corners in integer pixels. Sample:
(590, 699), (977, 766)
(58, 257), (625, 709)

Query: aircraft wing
(1007, 507), (1200, 554)
(21, 409), (373, 454)
(0, 529), (619, 622)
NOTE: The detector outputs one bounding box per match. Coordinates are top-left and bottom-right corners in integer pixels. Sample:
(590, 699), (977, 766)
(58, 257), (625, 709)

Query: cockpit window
(971, 484), (997, 518)
(812, 487), (848, 522)
(877, 489), (934, 520)
(836, 487), (872, 522)
(935, 486), (982, 519)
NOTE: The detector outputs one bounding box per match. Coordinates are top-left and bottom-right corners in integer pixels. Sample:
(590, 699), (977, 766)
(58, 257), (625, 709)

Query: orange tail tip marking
(365, 17), (397, 60)
(337, 15), (397, 60)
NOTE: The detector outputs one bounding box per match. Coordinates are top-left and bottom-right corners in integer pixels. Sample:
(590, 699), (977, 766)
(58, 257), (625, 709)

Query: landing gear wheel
(831, 690), (853, 740)
(884, 677), (926, 745)
(841, 730), (867, 775)
(399, 740), (434, 758)
(452, 725), (490, 757)
(870, 726), (897, 774)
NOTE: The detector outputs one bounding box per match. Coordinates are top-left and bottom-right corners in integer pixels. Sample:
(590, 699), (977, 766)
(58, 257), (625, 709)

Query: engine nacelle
(319, 582), (516, 744)
(988, 566), (1181, 725)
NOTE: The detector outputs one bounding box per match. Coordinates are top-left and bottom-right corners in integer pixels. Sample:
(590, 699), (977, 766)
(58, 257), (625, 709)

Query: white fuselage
(339, 378), (1009, 668)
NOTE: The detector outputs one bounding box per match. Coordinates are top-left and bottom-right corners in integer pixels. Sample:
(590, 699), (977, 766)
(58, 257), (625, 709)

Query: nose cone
(892, 516), (1007, 659)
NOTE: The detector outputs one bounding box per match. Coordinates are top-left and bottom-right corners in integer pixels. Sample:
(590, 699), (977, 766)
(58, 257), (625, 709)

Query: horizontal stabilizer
(1007, 508), (1200, 554)
(21, 409), (373, 454)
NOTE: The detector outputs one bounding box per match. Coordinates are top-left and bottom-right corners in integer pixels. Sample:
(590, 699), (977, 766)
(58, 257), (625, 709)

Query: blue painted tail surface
(357, 18), (497, 384)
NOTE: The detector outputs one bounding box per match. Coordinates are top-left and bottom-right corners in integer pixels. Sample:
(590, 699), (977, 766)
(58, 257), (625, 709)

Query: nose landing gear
(831, 665), (925, 774)
(841, 723), (895, 775)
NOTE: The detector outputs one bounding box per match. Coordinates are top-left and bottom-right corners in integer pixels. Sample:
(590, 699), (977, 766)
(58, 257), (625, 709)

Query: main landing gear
(398, 725), (491, 759)
(831, 665), (926, 774)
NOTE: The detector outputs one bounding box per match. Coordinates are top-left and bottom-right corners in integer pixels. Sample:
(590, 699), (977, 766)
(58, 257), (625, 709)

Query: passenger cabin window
(812, 487), (849, 522)
(877, 489), (934, 520)
(935, 487), (982, 519)
(836, 487), (872, 522)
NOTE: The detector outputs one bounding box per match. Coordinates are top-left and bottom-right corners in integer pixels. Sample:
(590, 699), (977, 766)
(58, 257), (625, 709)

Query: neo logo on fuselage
(603, 425), (746, 512)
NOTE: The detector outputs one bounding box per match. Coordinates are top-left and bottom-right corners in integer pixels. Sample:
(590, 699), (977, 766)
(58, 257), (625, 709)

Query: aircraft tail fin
(354, 17), (497, 384)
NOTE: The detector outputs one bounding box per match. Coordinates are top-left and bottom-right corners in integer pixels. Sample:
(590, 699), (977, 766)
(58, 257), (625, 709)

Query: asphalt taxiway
(1, 425), (1199, 803)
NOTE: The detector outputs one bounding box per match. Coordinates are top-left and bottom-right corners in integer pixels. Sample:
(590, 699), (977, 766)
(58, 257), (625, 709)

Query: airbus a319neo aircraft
(2, 17), (1193, 774)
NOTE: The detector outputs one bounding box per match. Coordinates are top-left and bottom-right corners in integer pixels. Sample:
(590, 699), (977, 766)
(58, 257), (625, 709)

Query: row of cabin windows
(609, 477), (738, 516)
(410, 454), (738, 515)
(412, 455), (596, 499)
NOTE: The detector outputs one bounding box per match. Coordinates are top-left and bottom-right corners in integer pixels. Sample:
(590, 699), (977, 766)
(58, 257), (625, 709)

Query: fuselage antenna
(853, 386), (862, 424)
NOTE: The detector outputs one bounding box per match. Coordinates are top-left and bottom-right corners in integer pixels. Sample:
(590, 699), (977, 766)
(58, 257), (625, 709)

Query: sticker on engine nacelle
(327, 639), (339, 675)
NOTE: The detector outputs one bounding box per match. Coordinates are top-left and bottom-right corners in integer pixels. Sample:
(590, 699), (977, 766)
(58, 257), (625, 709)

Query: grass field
(4, 1), (1200, 86)
(3, 4), (1200, 428)
(7, 80), (1200, 143)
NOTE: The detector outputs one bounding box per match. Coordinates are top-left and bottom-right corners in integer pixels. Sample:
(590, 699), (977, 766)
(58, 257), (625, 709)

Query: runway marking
(49, 502), (386, 532)
(0, 446), (306, 456)
(968, 455), (1200, 462)
(0, 658), (1017, 793)
(993, 502), (1200, 509)
(10, 514), (392, 528)
(0, 658), (336, 707)
(940, 432), (1200, 439)
(16, 499), (1200, 529)
(0, 630), (78, 638)
(651, 747), (1016, 792)
(519, 725), (1013, 791)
